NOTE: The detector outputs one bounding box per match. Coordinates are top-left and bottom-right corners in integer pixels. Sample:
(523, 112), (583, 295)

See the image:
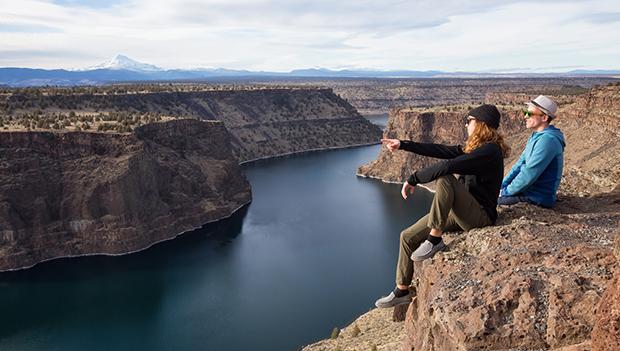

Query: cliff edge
(0, 119), (251, 271)
(306, 85), (620, 350)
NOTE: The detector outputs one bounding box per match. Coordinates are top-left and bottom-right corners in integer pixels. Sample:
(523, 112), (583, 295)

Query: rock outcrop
(356, 106), (525, 183)
(0, 119), (251, 271)
(302, 308), (406, 351)
(1, 88), (382, 162)
(357, 85), (620, 194)
(591, 223), (620, 351)
(306, 84), (620, 351)
(323, 78), (611, 115)
(405, 197), (618, 350)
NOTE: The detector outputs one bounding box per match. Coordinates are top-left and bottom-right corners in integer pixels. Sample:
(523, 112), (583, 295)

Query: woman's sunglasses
(465, 117), (476, 125)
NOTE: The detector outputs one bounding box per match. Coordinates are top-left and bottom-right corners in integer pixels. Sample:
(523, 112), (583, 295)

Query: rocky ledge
(303, 195), (619, 351)
(405, 193), (619, 350)
(306, 85), (620, 350)
(0, 119), (251, 271)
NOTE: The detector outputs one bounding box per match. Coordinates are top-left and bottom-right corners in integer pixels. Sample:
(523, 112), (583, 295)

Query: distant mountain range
(1, 54), (619, 87)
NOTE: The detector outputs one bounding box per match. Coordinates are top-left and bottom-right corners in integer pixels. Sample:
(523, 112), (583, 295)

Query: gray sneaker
(374, 290), (412, 308)
(411, 239), (446, 262)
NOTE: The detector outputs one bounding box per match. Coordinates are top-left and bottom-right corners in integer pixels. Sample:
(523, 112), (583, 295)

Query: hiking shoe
(411, 239), (446, 262)
(374, 290), (412, 308)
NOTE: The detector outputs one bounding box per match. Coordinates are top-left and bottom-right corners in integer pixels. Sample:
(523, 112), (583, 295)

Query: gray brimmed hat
(526, 95), (558, 119)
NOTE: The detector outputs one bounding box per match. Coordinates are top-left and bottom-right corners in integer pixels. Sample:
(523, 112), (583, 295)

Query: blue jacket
(502, 125), (565, 207)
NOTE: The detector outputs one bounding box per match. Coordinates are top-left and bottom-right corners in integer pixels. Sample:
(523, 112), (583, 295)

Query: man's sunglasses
(523, 110), (545, 118)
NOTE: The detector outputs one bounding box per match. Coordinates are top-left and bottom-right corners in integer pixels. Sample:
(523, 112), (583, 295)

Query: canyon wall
(1, 88), (382, 162)
(0, 119), (251, 271)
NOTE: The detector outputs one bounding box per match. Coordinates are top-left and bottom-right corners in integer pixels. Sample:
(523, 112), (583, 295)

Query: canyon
(0, 119), (251, 271)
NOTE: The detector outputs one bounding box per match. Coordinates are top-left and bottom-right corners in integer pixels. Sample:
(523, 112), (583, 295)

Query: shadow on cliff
(0, 205), (250, 340)
(554, 190), (620, 215)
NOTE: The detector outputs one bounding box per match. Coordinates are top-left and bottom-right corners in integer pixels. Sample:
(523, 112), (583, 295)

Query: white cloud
(0, 0), (618, 71)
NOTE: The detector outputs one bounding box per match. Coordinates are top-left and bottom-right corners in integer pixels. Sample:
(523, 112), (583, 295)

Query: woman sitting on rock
(375, 104), (510, 308)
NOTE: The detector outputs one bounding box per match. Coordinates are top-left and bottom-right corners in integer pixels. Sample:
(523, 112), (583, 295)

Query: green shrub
(351, 324), (361, 337)
(330, 327), (340, 339)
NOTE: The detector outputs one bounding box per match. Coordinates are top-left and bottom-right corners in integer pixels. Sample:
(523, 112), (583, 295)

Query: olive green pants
(395, 175), (492, 286)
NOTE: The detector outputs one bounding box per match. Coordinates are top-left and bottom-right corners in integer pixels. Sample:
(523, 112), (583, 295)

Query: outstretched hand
(381, 138), (400, 151)
(401, 182), (415, 200)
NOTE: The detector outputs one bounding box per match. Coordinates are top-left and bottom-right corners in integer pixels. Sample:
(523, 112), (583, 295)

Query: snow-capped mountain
(2, 55), (619, 87)
(84, 54), (162, 72)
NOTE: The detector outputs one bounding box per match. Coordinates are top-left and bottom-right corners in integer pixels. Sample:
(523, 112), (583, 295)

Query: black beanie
(468, 104), (501, 129)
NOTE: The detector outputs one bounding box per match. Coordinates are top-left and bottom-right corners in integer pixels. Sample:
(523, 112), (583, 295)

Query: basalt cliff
(306, 85), (620, 350)
(0, 119), (251, 271)
(1, 88), (382, 162)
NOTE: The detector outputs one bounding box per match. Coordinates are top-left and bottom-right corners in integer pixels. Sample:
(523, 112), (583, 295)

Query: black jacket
(400, 140), (504, 223)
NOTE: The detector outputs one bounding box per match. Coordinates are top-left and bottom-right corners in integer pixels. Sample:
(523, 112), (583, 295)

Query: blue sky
(1, 0), (619, 72)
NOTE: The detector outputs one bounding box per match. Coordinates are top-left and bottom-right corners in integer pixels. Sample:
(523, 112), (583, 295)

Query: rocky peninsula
(306, 84), (620, 350)
(0, 119), (251, 271)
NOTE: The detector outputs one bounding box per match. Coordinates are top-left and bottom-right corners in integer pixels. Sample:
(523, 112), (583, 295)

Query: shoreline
(238, 141), (381, 165)
(1, 141), (382, 273)
(0, 200), (252, 273)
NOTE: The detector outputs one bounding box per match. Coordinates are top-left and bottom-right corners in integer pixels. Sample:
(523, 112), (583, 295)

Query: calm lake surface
(0, 135), (433, 351)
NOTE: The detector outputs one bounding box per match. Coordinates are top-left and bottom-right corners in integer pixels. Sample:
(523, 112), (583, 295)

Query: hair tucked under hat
(464, 104), (510, 158)
(468, 104), (501, 129)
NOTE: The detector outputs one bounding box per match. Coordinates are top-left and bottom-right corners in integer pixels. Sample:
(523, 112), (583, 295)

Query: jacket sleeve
(502, 151), (526, 189)
(407, 144), (499, 186)
(399, 140), (463, 159)
(505, 136), (561, 196)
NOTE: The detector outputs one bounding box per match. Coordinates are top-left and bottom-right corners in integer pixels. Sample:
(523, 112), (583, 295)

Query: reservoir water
(0, 140), (433, 350)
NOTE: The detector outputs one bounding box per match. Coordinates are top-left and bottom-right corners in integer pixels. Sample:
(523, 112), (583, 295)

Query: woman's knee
(399, 229), (410, 243)
(436, 175), (457, 187)
(400, 227), (429, 248)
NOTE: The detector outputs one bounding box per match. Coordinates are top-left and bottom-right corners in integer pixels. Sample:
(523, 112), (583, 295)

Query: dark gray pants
(396, 175), (492, 286)
(497, 195), (530, 206)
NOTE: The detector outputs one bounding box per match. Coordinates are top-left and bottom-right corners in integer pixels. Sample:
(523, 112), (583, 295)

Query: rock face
(2, 88), (382, 162)
(592, 223), (620, 351)
(0, 119), (251, 271)
(356, 106), (525, 183)
(399, 86), (620, 350)
(324, 78), (610, 115)
(405, 198), (618, 351)
(357, 86), (620, 194)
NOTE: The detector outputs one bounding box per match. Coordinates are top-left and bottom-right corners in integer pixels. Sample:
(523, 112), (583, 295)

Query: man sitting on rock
(499, 95), (565, 208)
